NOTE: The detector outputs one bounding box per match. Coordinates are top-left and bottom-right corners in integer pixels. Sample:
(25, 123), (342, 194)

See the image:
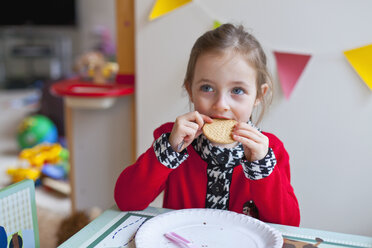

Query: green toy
(17, 115), (58, 149)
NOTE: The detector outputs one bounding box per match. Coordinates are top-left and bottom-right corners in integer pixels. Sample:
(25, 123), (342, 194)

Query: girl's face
(187, 51), (266, 123)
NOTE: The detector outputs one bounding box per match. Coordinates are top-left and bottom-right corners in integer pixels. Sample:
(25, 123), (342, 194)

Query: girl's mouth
(211, 115), (232, 120)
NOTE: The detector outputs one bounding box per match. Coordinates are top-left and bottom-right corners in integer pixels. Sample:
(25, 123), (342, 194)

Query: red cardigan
(114, 122), (300, 226)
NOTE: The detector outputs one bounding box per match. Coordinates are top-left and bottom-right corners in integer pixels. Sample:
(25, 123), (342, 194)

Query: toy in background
(73, 51), (119, 84)
(73, 26), (118, 85)
(16, 114), (58, 150)
(19, 143), (69, 179)
(6, 167), (40, 184)
(91, 25), (116, 60)
(6, 143), (70, 195)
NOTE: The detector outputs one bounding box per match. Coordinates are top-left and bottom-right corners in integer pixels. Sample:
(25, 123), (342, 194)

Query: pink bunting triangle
(274, 51), (311, 99)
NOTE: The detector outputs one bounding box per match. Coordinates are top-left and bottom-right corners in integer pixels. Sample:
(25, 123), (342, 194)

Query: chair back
(0, 179), (39, 248)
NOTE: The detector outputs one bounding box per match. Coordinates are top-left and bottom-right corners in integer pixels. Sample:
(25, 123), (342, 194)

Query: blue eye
(200, 84), (213, 92)
(232, 87), (245, 95)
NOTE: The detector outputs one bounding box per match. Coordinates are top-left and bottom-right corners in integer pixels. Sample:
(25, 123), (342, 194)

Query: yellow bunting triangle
(149, 0), (192, 21)
(344, 44), (372, 91)
(213, 20), (222, 29)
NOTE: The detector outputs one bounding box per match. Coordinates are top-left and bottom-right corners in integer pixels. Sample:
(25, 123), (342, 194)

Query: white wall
(77, 0), (116, 55)
(135, 0), (372, 236)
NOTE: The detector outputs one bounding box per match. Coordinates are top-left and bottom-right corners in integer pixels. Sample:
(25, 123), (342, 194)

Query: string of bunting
(148, 0), (372, 98)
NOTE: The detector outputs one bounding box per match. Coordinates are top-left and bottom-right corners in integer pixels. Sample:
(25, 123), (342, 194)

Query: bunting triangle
(213, 20), (222, 29)
(344, 44), (372, 91)
(149, 0), (192, 21)
(274, 51), (311, 99)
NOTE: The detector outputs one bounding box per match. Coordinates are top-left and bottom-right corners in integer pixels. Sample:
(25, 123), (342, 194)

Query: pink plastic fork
(164, 231), (199, 248)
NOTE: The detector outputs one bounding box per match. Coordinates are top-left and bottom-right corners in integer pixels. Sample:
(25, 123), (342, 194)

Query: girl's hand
(169, 111), (213, 152)
(232, 122), (269, 162)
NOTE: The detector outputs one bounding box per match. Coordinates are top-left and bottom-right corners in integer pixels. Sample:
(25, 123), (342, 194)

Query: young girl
(114, 23), (300, 226)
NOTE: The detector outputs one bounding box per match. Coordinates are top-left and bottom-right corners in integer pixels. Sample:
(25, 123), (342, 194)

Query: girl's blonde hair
(183, 23), (273, 124)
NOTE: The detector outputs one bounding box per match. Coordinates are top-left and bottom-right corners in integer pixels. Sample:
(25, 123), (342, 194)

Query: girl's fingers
(232, 122), (269, 161)
(232, 129), (263, 143)
(192, 112), (205, 130)
(191, 111), (213, 129)
(174, 113), (205, 151)
(171, 111), (214, 152)
(200, 114), (214, 123)
(178, 126), (199, 151)
(172, 126), (197, 152)
(233, 122), (266, 139)
(182, 125), (198, 140)
(189, 112), (213, 138)
(233, 134), (258, 149)
(179, 111), (213, 129)
(183, 121), (200, 132)
(233, 134), (268, 161)
(234, 122), (261, 134)
(170, 114), (196, 151)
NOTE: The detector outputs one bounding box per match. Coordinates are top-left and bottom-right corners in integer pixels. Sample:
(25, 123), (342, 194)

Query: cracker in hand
(202, 119), (237, 144)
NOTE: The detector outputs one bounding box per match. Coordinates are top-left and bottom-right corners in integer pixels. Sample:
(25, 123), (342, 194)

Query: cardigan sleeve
(114, 123), (177, 211)
(248, 132), (301, 226)
(153, 133), (189, 169)
(241, 147), (276, 180)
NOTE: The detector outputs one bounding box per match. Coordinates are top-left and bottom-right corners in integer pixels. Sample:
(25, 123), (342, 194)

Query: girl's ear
(254, 83), (269, 106)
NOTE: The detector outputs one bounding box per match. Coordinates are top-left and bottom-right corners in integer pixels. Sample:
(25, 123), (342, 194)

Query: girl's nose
(213, 94), (229, 111)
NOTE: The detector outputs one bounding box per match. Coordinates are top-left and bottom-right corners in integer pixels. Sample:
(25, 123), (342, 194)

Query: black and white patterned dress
(153, 123), (277, 210)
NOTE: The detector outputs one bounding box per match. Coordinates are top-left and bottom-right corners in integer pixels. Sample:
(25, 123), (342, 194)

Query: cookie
(202, 119), (237, 144)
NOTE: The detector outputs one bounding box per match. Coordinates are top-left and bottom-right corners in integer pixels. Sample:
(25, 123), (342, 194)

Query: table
(59, 206), (372, 248)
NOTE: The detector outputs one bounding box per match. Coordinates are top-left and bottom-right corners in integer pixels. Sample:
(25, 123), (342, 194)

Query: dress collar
(192, 134), (244, 168)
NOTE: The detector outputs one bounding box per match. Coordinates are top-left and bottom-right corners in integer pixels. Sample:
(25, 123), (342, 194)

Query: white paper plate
(135, 208), (283, 248)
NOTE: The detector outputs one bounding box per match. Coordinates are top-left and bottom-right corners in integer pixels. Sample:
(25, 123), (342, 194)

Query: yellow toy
(102, 62), (119, 82)
(7, 167), (41, 183)
(19, 143), (67, 168)
(7, 143), (69, 183)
